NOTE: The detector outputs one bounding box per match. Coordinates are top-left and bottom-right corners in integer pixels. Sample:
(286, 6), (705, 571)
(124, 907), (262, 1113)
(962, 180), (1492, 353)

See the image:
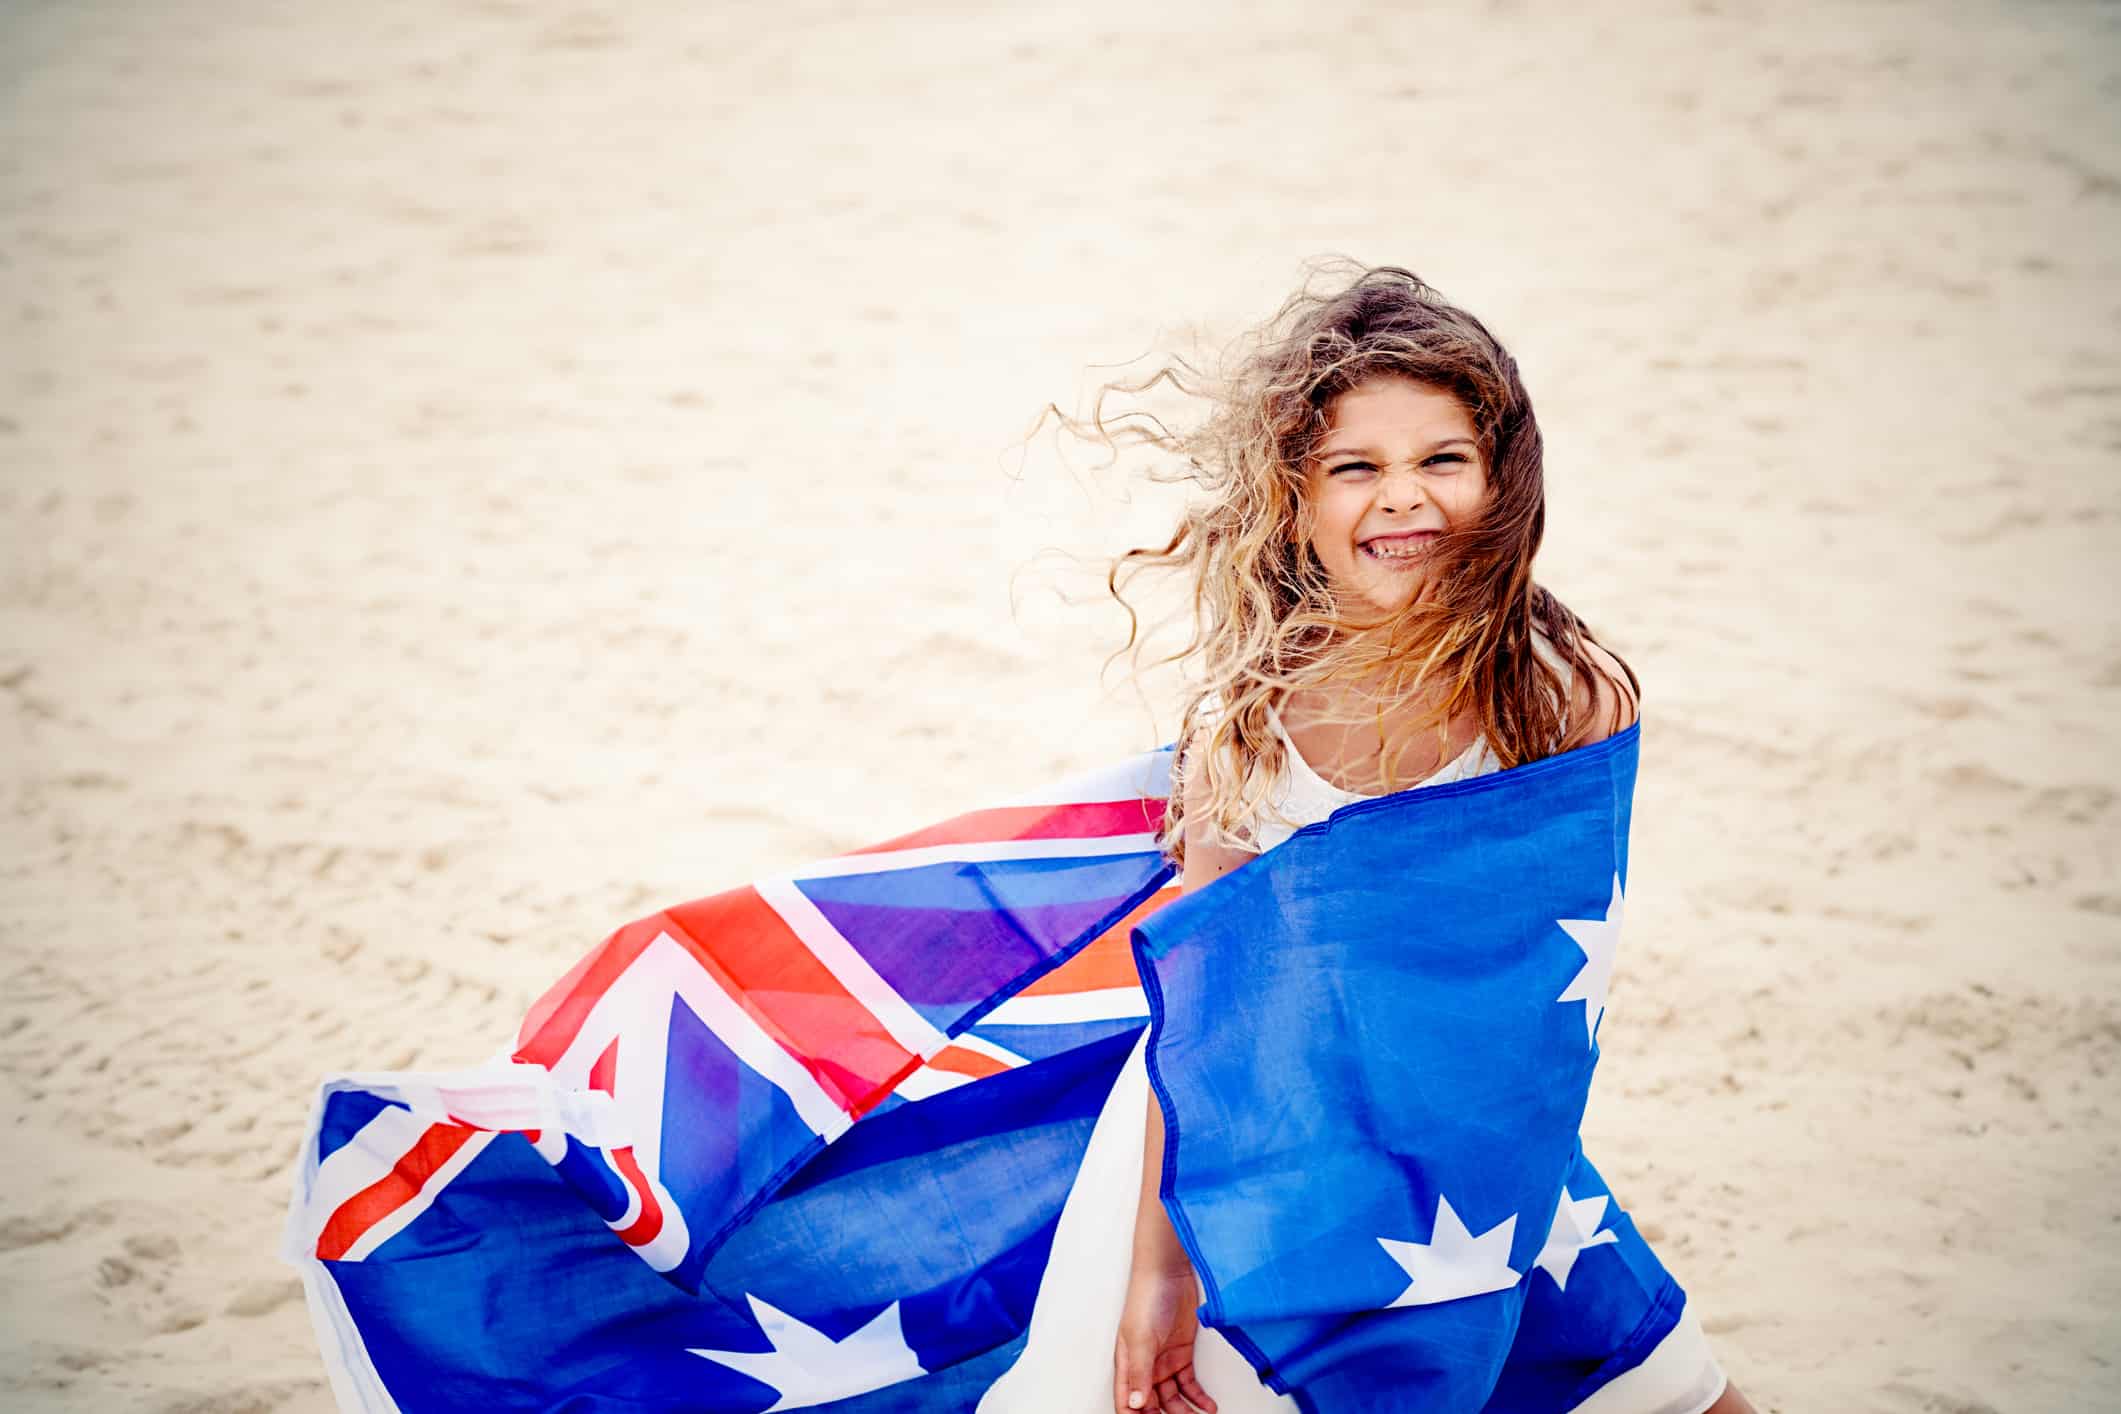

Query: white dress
(981, 655), (1729, 1414)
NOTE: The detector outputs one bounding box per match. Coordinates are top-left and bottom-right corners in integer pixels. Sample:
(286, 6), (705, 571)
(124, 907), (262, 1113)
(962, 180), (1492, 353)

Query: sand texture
(2, 1), (2117, 1410)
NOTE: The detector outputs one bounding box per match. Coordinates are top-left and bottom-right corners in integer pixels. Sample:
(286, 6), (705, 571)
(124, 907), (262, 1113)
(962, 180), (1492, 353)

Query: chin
(1324, 566), (1423, 618)
(1346, 590), (1420, 619)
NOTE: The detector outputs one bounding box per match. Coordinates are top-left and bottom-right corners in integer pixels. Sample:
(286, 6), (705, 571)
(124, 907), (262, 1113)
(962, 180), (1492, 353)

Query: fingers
(1177, 1365), (1219, 1414)
(1154, 1361), (1213, 1414)
(1153, 1377), (1212, 1414)
(1112, 1340), (1151, 1413)
(1113, 1361), (1202, 1414)
(1116, 1339), (1216, 1414)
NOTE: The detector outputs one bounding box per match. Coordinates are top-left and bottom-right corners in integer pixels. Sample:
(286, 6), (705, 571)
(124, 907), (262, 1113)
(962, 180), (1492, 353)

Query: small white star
(1378, 1194), (1521, 1307)
(687, 1294), (925, 1411)
(1556, 873), (1626, 1048)
(1533, 1186), (1619, 1290)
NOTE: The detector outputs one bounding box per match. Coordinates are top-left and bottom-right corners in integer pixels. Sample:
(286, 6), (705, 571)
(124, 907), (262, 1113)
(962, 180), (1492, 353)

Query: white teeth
(1364, 541), (1426, 559)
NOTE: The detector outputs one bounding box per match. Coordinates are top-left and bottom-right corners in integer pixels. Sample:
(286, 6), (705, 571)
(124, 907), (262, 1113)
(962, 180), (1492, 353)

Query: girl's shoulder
(1557, 634), (1640, 750)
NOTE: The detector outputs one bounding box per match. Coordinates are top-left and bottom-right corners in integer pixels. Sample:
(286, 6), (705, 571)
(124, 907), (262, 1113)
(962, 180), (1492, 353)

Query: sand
(2, 1), (2116, 1409)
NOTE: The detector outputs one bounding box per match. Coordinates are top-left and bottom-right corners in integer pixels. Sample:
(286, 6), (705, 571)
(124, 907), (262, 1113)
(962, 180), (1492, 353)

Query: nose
(1377, 464), (1423, 513)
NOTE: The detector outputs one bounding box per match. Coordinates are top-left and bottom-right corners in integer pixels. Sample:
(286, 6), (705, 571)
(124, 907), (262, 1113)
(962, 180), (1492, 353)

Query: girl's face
(1301, 376), (1490, 614)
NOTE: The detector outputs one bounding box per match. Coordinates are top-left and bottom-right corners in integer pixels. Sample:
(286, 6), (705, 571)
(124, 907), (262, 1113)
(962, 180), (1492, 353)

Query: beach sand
(2, 1), (2116, 1409)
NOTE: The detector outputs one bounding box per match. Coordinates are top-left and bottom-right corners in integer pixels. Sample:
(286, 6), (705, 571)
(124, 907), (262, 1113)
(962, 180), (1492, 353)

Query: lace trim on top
(1196, 633), (1577, 853)
(1251, 707), (1497, 851)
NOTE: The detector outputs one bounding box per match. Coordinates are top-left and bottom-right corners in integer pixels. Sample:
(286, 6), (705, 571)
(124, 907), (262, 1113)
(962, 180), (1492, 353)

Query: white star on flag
(1534, 1186), (1619, 1290)
(1378, 1194), (1521, 1307)
(687, 1294), (925, 1410)
(1555, 872), (1626, 1048)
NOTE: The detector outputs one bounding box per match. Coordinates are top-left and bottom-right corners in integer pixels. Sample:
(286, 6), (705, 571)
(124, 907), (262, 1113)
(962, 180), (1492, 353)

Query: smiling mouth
(1360, 531), (1439, 562)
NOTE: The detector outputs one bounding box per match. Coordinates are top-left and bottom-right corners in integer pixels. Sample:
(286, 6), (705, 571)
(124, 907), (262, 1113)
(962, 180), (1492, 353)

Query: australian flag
(282, 723), (1697, 1412)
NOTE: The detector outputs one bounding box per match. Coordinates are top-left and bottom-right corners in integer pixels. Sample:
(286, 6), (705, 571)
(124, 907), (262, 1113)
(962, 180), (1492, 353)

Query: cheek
(1309, 482), (1367, 539)
(1297, 484), (1343, 550)
(1443, 472), (1491, 520)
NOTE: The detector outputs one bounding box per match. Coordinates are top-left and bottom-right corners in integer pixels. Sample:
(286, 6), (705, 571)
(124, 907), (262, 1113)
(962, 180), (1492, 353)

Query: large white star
(687, 1294), (925, 1411)
(1533, 1186), (1619, 1290)
(1378, 1194), (1521, 1307)
(1555, 872), (1626, 1048)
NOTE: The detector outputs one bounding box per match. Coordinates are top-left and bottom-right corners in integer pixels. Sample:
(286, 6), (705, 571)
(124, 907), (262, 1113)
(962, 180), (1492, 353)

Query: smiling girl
(1061, 263), (1759, 1414)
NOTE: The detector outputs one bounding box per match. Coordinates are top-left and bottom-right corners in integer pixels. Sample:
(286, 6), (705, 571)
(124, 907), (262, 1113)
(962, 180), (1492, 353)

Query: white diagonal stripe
(753, 876), (950, 1058)
(298, 1104), (432, 1255)
(981, 986), (1150, 1026)
(341, 1129), (497, 1262)
(945, 1030), (1029, 1067)
(583, 933), (854, 1146)
(892, 1067), (977, 1101)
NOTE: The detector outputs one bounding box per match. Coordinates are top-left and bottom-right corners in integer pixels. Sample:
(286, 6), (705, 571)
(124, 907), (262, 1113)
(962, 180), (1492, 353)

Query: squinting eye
(1326, 456), (1467, 475)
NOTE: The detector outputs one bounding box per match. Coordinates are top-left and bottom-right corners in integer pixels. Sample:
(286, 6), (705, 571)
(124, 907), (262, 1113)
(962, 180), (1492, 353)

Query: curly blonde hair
(1050, 259), (1639, 868)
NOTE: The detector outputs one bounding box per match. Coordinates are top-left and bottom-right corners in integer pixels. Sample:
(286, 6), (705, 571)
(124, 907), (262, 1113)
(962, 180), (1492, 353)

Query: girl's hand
(1112, 1263), (1219, 1414)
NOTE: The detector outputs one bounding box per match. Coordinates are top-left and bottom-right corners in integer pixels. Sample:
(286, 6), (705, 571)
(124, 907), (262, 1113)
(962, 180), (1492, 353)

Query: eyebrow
(1313, 437), (1477, 460)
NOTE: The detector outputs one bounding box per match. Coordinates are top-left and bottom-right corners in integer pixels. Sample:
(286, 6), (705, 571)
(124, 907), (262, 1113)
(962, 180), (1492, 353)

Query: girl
(1067, 264), (1756, 1414)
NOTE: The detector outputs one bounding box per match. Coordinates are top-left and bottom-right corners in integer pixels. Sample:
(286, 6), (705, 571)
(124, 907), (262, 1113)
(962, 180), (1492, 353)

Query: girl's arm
(1131, 1081), (1189, 1275)
(1114, 743), (1253, 1413)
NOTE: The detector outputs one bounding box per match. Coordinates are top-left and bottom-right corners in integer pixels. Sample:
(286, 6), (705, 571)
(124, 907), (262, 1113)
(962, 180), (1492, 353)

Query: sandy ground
(2, 1), (2117, 1409)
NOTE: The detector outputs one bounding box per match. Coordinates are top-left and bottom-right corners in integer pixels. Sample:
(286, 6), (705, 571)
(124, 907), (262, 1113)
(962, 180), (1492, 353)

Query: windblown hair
(1050, 259), (1639, 868)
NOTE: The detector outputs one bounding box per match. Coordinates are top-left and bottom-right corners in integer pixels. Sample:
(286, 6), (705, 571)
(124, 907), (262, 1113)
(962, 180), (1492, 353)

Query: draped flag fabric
(1134, 723), (1683, 1409)
(282, 722), (1689, 1413)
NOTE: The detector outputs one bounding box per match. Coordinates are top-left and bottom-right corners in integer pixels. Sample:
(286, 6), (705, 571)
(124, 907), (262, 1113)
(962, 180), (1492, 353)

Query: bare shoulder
(1177, 725), (1259, 894)
(1560, 636), (1641, 750)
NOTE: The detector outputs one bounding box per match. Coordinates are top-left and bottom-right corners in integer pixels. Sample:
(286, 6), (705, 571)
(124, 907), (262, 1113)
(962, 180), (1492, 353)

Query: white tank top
(1199, 634), (1576, 852)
